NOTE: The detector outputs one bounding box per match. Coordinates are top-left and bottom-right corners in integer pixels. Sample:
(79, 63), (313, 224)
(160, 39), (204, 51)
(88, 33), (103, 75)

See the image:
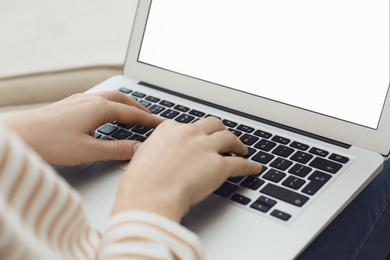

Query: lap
(297, 159), (390, 260)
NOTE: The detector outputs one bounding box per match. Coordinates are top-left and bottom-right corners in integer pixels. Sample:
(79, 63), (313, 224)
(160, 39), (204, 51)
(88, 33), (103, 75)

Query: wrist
(112, 183), (189, 222)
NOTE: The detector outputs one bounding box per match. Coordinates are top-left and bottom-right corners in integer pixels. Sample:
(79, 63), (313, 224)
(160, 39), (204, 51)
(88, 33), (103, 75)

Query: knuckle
(206, 116), (225, 127)
(159, 119), (178, 129)
(90, 95), (107, 105)
(68, 92), (84, 100)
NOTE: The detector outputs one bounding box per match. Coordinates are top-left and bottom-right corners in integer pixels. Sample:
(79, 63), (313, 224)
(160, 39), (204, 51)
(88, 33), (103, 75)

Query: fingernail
(133, 142), (142, 153)
(256, 163), (263, 173)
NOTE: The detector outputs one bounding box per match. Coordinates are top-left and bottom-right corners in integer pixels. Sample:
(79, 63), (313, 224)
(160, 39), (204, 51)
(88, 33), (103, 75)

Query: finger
(104, 102), (163, 128)
(95, 90), (152, 114)
(85, 137), (142, 162)
(193, 117), (226, 135)
(223, 156), (263, 178)
(208, 130), (248, 156)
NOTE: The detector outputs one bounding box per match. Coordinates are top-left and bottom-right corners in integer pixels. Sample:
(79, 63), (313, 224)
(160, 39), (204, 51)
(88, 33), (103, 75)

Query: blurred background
(0, 0), (137, 119)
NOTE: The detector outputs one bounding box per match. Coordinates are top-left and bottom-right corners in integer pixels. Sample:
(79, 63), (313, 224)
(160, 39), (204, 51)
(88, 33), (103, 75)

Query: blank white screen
(139, 0), (389, 129)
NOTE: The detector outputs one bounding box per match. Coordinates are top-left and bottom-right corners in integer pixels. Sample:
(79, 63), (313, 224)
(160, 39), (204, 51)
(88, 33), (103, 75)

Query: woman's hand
(113, 117), (262, 222)
(4, 90), (163, 166)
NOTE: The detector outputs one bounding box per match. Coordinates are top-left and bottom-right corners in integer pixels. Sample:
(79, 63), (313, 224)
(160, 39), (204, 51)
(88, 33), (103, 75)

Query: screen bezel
(124, 0), (390, 156)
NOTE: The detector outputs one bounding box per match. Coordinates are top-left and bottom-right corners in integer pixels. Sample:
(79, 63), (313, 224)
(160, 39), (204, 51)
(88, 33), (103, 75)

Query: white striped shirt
(0, 124), (202, 260)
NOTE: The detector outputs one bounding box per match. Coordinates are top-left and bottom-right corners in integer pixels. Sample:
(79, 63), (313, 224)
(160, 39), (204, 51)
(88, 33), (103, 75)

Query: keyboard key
(145, 96), (161, 102)
(139, 100), (152, 108)
(253, 130), (272, 139)
(329, 153), (350, 164)
(229, 128), (243, 137)
(132, 126), (151, 135)
(243, 147), (256, 159)
(288, 164), (312, 177)
(282, 176), (306, 190)
(250, 202), (271, 213)
(272, 145), (294, 158)
(97, 124), (118, 135)
(160, 100), (175, 107)
(117, 123), (135, 129)
(128, 134), (147, 142)
(241, 176), (265, 190)
(111, 129), (132, 140)
(174, 104), (190, 112)
(160, 109), (180, 119)
(272, 135), (290, 145)
(118, 87), (131, 94)
(290, 141), (309, 151)
(270, 158), (293, 171)
(175, 114), (195, 123)
(254, 139), (277, 152)
(237, 124), (254, 133)
(290, 151), (313, 164)
(228, 176), (245, 184)
(252, 151), (274, 164)
(240, 134), (259, 146)
(271, 210), (291, 221)
(189, 109), (206, 117)
(94, 132), (101, 139)
(214, 182), (239, 198)
(230, 194), (251, 205)
(309, 157), (342, 174)
(302, 171), (332, 195)
(309, 147), (329, 157)
(132, 91), (146, 98)
(149, 104), (166, 114)
(262, 169), (286, 183)
(261, 183), (309, 207)
(255, 165), (268, 177)
(256, 196), (277, 207)
(222, 119), (238, 127)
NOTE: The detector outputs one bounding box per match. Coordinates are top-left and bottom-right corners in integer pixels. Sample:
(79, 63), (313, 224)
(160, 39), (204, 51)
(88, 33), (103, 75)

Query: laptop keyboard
(95, 87), (350, 222)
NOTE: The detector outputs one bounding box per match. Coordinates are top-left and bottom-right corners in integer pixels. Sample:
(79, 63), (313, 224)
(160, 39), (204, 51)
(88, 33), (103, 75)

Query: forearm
(0, 124), (202, 259)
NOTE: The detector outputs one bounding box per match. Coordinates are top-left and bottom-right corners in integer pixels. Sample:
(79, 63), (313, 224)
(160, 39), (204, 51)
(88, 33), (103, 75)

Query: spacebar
(261, 184), (309, 207)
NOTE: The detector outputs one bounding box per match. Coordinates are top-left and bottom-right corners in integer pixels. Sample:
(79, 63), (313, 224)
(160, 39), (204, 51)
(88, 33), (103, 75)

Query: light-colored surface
(0, 0), (137, 108)
(0, 0), (136, 78)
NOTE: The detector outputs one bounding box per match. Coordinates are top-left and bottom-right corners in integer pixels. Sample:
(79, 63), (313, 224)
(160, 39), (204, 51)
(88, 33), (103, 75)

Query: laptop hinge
(139, 82), (352, 149)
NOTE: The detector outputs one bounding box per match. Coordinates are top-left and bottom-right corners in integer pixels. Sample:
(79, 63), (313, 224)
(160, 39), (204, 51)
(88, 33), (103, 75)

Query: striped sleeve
(99, 211), (203, 260)
(0, 124), (203, 260)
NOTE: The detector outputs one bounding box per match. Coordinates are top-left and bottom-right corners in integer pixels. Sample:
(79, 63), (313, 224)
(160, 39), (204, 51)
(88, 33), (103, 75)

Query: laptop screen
(138, 0), (389, 130)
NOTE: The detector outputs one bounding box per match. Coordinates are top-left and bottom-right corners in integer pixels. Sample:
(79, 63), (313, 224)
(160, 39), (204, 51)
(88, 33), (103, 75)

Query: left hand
(4, 90), (163, 166)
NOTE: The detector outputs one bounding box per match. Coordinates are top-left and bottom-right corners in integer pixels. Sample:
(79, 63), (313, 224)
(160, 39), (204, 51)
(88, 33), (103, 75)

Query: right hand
(112, 117), (262, 222)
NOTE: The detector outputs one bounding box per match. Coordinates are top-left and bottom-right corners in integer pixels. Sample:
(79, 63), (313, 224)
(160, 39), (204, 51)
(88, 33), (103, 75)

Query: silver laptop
(63, 1), (390, 259)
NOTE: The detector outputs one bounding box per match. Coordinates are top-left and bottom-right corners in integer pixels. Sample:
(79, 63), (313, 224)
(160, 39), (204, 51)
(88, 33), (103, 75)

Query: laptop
(62, 1), (390, 259)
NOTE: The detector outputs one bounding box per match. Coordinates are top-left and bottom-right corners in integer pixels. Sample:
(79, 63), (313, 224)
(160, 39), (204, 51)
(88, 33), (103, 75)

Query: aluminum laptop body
(64, 1), (390, 259)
